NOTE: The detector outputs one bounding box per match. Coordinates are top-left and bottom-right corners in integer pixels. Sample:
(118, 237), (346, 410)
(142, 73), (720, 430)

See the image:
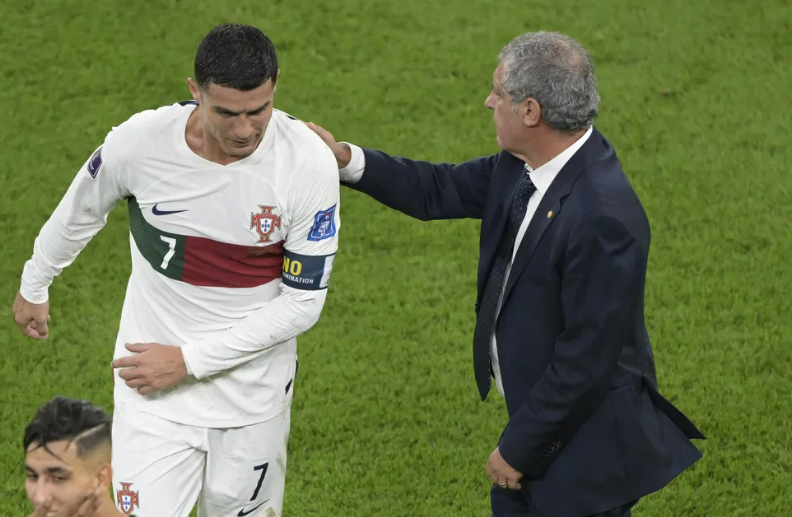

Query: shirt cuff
(181, 345), (200, 379)
(338, 143), (365, 184)
(20, 261), (51, 304)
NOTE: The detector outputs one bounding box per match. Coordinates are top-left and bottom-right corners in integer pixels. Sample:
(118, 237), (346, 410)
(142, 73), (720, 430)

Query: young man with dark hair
(23, 397), (125, 517)
(14, 24), (340, 516)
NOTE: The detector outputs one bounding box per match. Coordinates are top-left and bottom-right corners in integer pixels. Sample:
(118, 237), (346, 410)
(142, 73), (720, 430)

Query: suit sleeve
(497, 213), (645, 478)
(346, 147), (498, 221)
(19, 132), (129, 303)
(181, 147), (340, 379)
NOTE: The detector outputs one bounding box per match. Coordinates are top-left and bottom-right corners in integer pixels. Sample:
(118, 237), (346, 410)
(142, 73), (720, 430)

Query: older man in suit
(308, 31), (705, 517)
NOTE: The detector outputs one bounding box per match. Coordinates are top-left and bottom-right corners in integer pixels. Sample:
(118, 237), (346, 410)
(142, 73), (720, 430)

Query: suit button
(543, 441), (562, 456)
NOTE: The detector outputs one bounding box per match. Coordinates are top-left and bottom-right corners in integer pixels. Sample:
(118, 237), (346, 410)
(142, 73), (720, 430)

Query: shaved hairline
(27, 423), (111, 463)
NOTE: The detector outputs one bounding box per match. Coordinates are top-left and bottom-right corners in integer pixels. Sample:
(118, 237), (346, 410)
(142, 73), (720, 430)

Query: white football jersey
(20, 102), (340, 427)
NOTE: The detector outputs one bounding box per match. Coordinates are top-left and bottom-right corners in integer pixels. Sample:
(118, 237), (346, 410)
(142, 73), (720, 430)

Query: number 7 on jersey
(160, 236), (177, 269)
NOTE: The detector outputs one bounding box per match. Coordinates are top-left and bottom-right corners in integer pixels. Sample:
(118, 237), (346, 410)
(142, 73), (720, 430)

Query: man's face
(191, 78), (277, 158)
(484, 62), (527, 153)
(25, 440), (101, 516)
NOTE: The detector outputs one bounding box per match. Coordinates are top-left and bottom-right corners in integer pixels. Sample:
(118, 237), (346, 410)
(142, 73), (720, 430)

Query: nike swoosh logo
(152, 203), (188, 216)
(237, 501), (268, 516)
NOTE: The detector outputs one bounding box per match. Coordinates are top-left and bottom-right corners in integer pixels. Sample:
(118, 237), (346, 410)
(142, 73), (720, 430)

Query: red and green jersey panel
(128, 197), (284, 288)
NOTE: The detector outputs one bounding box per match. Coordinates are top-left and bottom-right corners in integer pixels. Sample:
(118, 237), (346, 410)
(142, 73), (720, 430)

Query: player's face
(195, 79), (277, 158)
(484, 62), (529, 153)
(24, 441), (103, 516)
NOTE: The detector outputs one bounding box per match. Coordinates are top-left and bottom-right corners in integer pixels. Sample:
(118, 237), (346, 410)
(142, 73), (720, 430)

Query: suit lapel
(502, 130), (603, 301)
(477, 152), (526, 299)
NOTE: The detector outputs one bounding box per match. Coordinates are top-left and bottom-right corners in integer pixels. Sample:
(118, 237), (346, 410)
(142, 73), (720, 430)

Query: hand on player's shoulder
(305, 122), (352, 169)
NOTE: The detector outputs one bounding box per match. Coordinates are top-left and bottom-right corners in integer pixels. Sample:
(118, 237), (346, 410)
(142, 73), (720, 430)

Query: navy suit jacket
(347, 128), (704, 517)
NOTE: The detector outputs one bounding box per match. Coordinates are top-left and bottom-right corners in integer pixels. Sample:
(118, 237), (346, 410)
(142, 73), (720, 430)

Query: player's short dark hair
(194, 23), (279, 91)
(23, 396), (111, 459)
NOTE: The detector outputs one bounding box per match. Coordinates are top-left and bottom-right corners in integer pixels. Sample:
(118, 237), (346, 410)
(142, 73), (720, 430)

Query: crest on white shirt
(250, 205), (282, 244)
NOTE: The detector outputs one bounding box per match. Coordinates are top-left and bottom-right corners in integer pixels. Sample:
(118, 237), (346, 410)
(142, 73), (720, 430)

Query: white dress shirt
(339, 126), (593, 396)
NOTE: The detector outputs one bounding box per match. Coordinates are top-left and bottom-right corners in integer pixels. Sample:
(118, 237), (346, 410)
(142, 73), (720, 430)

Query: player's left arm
(181, 149), (340, 379)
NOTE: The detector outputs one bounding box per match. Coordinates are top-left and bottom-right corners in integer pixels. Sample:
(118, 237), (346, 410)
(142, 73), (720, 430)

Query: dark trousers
(490, 486), (638, 517)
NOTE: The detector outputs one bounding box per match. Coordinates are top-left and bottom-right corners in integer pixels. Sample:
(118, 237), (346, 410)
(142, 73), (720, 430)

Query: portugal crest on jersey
(250, 205), (282, 244)
(116, 482), (140, 515)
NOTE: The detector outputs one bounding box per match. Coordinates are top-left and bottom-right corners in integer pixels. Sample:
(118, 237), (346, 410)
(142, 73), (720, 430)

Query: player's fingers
(112, 356), (139, 369)
(57, 492), (93, 516)
(125, 342), (150, 353)
(13, 311), (31, 327)
(125, 377), (148, 388)
(74, 491), (101, 516)
(22, 323), (45, 340)
(138, 385), (159, 396)
(14, 314), (36, 335)
(32, 317), (49, 338)
(117, 367), (145, 381)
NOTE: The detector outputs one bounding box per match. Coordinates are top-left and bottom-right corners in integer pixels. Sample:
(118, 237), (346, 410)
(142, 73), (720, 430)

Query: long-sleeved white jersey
(19, 102), (340, 427)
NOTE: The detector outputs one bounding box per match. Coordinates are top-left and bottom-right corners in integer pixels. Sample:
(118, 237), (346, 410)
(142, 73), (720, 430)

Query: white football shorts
(111, 399), (291, 517)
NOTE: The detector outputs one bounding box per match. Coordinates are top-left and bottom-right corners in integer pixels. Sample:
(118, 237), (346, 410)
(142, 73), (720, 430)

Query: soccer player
(23, 396), (125, 517)
(13, 24), (340, 517)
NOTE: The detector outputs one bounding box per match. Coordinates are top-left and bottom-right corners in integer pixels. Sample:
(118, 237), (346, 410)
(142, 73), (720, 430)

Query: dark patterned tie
(472, 170), (537, 400)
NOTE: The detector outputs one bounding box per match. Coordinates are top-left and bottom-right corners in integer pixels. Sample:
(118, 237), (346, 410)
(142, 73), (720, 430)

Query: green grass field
(1, 0), (790, 515)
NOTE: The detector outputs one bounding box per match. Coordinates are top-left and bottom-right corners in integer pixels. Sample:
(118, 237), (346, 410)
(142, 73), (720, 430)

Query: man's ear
(96, 463), (113, 493)
(187, 78), (201, 103)
(522, 97), (542, 128)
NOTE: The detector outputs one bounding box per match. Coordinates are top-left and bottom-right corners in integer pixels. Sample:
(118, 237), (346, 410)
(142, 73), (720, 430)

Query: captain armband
(281, 250), (335, 290)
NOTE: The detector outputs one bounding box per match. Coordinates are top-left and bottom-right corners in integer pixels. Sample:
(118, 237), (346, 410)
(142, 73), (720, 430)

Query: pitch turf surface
(1, 0), (790, 515)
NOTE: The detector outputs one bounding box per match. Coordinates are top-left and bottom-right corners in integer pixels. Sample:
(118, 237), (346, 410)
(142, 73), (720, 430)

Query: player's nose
(234, 116), (258, 140)
(31, 483), (52, 507)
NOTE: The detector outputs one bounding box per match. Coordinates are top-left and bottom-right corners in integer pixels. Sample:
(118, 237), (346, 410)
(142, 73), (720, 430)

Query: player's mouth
(229, 138), (253, 147)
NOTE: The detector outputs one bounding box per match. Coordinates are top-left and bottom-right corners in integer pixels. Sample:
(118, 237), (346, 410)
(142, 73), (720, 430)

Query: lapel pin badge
(547, 210), (553, 218)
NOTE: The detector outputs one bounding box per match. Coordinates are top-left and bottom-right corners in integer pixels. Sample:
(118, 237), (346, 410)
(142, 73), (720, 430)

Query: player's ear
(187, 78), (200, 102)
(96, 464), (113, 492)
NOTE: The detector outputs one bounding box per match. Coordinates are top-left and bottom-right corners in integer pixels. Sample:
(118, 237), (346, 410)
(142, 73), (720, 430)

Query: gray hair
(498, 31), (599, 132)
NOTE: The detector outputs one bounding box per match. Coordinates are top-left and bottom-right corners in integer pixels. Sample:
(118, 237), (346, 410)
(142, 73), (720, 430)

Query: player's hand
(112, 342), (189, 396)
(13, 291), (51, 340)
(486, 447), (523, 490)
(28, 490), (101, 517)
(304, 122), (352, 168)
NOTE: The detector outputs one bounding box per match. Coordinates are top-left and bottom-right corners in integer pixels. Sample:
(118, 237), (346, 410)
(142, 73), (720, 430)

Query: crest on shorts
(116, 482), (140, 515)
(250, 205), (282, 244)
